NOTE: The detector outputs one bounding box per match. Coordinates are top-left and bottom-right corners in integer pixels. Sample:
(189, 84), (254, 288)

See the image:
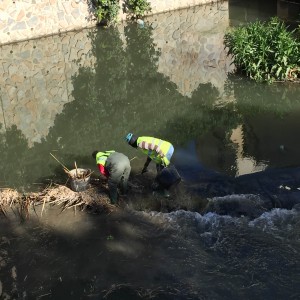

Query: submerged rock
(197, 166), (300, 218)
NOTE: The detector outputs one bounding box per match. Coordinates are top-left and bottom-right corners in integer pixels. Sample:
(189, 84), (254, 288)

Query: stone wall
(0, 0), (223, 45)
(0, 2), (232, 146)
(146, 1), (233, 97)
(0, 0), (95, 45)
(0, 30), (95, 145)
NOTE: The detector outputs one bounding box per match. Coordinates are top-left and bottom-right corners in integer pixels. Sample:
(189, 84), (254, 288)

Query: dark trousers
(106, 152), (131, 203)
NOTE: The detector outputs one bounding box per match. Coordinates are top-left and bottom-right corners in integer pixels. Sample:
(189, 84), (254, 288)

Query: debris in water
(0, 184), (115, 217)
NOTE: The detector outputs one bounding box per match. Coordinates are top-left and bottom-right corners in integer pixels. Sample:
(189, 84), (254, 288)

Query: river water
(1, 0), (300, 299)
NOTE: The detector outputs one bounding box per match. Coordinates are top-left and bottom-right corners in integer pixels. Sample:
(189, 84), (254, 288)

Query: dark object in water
(69, 168), (91, 192)
(156, 164), (181, 189)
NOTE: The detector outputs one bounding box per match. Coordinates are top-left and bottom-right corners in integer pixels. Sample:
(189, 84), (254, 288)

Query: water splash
(144, 205), (300, 241)
(248, 208), (300, 233)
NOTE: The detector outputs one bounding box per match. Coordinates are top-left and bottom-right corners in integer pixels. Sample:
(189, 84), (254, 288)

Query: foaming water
(249, 208), (300, 233)
(0, 201), (300, 299)
(140, 205), (300, 299)
(146, 205), (300, 241)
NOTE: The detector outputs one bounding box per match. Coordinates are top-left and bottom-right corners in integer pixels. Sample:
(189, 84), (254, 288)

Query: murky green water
(0, 0), (299, 192)
(1, 1), (300, 299)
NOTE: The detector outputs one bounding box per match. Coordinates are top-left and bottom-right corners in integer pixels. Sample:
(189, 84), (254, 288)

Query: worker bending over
(92, 150), (131, 204)
(125, 133), (175, 197)
(125, 133), (174, 172)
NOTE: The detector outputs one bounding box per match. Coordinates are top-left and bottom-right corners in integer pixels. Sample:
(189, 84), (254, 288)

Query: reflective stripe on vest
(137, 136), (172, 165)
(95, 150), (115, 167)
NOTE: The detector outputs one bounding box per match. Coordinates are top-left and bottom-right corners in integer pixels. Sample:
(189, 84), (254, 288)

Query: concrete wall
(146, 1), (232, 97)
(0, 2), (232, 146)
(0, 0), (223, 45)
(0, 30), (95, 145)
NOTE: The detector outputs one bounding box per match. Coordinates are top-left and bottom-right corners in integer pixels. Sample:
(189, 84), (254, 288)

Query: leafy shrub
(124, 0), (151, 19)
(92, 0), (120, 25)
(224, 17), (300, 83)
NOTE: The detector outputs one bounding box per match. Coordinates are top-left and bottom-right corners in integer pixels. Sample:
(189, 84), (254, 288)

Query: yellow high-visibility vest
(137, 136), (172, 166)
(95, 151), (115, 167)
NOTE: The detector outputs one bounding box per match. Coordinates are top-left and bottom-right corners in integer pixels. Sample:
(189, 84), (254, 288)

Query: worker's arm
(98, 164), (109, 178)
(140, 141), (164, 158)
(141, 156), (152, 174)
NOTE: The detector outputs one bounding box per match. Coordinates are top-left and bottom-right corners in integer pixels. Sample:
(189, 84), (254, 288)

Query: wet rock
(203, 194), (271, 219)
(11, 266), (17, 280)
(190, 166), (300, 217)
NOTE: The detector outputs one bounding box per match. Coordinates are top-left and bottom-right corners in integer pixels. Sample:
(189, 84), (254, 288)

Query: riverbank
(0, 202), (209, 299)
(0, 170), (208, 221)
(0, 183), (114, 218)
(0, 0), (223, 45)
(0, 178), (299, 299)
(2, 164), (300, 222)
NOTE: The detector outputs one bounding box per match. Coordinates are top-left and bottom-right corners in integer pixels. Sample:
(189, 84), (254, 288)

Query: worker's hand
(141, 167), (148, 174)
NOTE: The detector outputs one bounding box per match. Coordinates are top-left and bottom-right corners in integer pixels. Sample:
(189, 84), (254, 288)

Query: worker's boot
(120, 178), (128, 195)
(109, 189), (118, 205)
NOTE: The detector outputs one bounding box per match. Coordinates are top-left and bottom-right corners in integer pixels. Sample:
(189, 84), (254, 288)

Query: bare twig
(50, 153), (70, 172)
(41, 196), (46, 217)
(130, 156), (138, 161)
(67, 201), (86, 209)
(75, 161), (78, 177)
(0, 205), (7, 218)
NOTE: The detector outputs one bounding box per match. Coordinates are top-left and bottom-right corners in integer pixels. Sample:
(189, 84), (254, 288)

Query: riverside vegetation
(224, 17), (300, 83)
(91, 0), (151, 25)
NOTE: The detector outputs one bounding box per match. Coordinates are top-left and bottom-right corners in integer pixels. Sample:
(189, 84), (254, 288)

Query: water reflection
(0, 1), (300, 191)
(146, 1), (231, 97)
(230, 125), (268, 176)
(229, 0), (277, 25)
(229, 0), (300, 26)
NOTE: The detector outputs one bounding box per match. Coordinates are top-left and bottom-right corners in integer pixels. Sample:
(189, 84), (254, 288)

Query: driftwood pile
(0, 153), (113, 216)
(0, 153), (181, 218)
(0, 184), (115, 218)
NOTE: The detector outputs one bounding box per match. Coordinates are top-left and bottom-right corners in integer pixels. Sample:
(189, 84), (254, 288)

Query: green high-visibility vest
(95, 151), (115, 167)
(137, 136), (172, 166)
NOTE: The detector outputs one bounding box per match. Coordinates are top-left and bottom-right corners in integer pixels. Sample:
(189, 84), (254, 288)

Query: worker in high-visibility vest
(92, 150), (131, 204)
(125, 133), (175, 197)
(125, 133), (174, 173)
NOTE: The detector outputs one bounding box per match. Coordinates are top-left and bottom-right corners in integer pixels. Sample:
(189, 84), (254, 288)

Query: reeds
(50, 152), (70, 174)
(50, 153), (93, 180)
(0, 184), (114, 220)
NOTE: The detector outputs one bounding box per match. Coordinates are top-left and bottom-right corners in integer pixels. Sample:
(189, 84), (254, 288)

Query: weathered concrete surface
(0, 0), (225, 45)
(0, 29), (96, 146)
(0, 3), (232, 147)
(0, 0), (95, 45)
(146, 1), (232, 97)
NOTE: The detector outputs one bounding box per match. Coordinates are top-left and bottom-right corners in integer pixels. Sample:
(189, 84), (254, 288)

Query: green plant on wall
(124, 0), (151, 19)
(92, 0), (120, 25)
(224, 17), (300, 83)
